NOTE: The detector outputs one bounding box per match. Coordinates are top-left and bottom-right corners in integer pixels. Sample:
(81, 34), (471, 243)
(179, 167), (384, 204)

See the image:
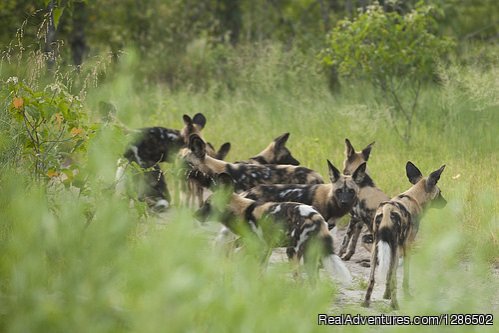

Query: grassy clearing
(0, 45), (498, 331)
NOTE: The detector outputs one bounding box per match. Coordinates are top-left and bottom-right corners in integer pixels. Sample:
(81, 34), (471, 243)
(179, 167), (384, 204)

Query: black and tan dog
(116, 113), (207, 211)
(181, 134), (323, 192)
(338, 139), (390, 261)
(238, 133), (300, 166)
(362, 161), (446, 309)
(242, 160), (367, 229)
(196, 174), (352, 284)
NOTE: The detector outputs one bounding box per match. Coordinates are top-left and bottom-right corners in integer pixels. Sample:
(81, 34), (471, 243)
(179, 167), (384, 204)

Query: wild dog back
(182, 134), (324, 192)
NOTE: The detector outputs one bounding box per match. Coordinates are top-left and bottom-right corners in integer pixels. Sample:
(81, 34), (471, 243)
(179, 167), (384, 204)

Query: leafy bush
(321, 2), (454, 143)
(2, 75), (90, 181)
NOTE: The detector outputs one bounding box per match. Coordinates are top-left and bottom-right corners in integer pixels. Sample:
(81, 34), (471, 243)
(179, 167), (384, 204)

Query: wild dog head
(374, 162), (446, 243)
(251, 133), (300, 165)
(343, 138), (374, 175)
(180, 113), (206, 144)
(405, 161), (447, 209)
(328, 160), (366, 209)
(181, 134), (212, 174)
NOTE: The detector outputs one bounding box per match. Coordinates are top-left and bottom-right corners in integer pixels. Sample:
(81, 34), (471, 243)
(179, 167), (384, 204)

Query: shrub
(321, 2), (454, 143)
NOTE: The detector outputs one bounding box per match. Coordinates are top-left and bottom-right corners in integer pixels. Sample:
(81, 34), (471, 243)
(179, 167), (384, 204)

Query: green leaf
(53, 7), (64, 29)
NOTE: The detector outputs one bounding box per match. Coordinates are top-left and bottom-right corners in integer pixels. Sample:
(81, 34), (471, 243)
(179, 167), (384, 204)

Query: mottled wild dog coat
(181, 134), (323, 192)
(242, 160), (367, 228)
(339, 139), (390, 260)
(238, 133), (300, 165)
(195, 174), (352, 284)
(117, 113), (207, 210)
(363, 162), (446, 310)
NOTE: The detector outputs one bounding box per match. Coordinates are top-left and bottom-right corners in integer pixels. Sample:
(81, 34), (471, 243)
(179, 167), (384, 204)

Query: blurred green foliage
(1, 0), (497, 86)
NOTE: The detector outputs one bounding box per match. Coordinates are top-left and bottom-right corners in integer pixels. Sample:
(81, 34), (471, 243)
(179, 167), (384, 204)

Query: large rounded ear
(406, 161), (423, 185)
(189, 134), (206, 159)
(344, 138), (355, 158)
(274, 132), (290, 148)
(352, 162), (367, 184)
(361, 142), (375, 161)
(327, 160), (341, 183)
(193, 113), (207, 129)
(216, 142), (231, 160)
(183, 114), (193, 126)
(426, 165), (446, 191)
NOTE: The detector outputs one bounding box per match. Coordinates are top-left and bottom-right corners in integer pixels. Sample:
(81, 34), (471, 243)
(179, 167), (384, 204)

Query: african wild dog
(184, 132), (299, 207)
(242, 160), (367, 229)
(362, 161), (446, 309)
(195, 173), (352, 284)
(116, 113), (207, 211)
(338, 139), (390, 261)
(238, 133), (300, 165)
(181, 134), (323, 192)
(184, 141), (231, 207)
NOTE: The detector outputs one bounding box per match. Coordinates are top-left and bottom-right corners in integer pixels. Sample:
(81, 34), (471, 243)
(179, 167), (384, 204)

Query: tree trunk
(70, 1), (87, 69)
(44, 0), (57, 70)
(216, 0), (242, 45)
(318, 0), (330, 32)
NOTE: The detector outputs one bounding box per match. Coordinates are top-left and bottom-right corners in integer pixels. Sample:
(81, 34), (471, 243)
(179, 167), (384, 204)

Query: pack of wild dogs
(116, 113), (447, 309)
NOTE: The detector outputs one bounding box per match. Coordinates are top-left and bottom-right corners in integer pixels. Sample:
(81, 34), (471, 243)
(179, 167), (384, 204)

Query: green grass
(0, 45), (498, 332)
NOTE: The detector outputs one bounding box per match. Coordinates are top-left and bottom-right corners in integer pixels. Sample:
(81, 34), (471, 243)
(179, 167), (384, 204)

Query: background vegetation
(0, 0), (498, 332)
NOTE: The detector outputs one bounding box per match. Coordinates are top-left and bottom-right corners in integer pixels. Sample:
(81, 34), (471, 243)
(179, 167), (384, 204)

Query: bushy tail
(322, 254), (353, 286)
(377, 241), (391, 283)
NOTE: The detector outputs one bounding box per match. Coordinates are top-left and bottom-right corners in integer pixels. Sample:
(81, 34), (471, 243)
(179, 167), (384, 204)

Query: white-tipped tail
(322, 254), (353, 286)
(377, 241), (391, 283)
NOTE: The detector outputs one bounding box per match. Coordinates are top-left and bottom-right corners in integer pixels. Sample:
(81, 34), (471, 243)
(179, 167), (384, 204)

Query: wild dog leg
(362, 241), (379, 307)
(287, 247), (302, 281)
(343, 220), (363, 260)
(339, 216), (359, 257)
